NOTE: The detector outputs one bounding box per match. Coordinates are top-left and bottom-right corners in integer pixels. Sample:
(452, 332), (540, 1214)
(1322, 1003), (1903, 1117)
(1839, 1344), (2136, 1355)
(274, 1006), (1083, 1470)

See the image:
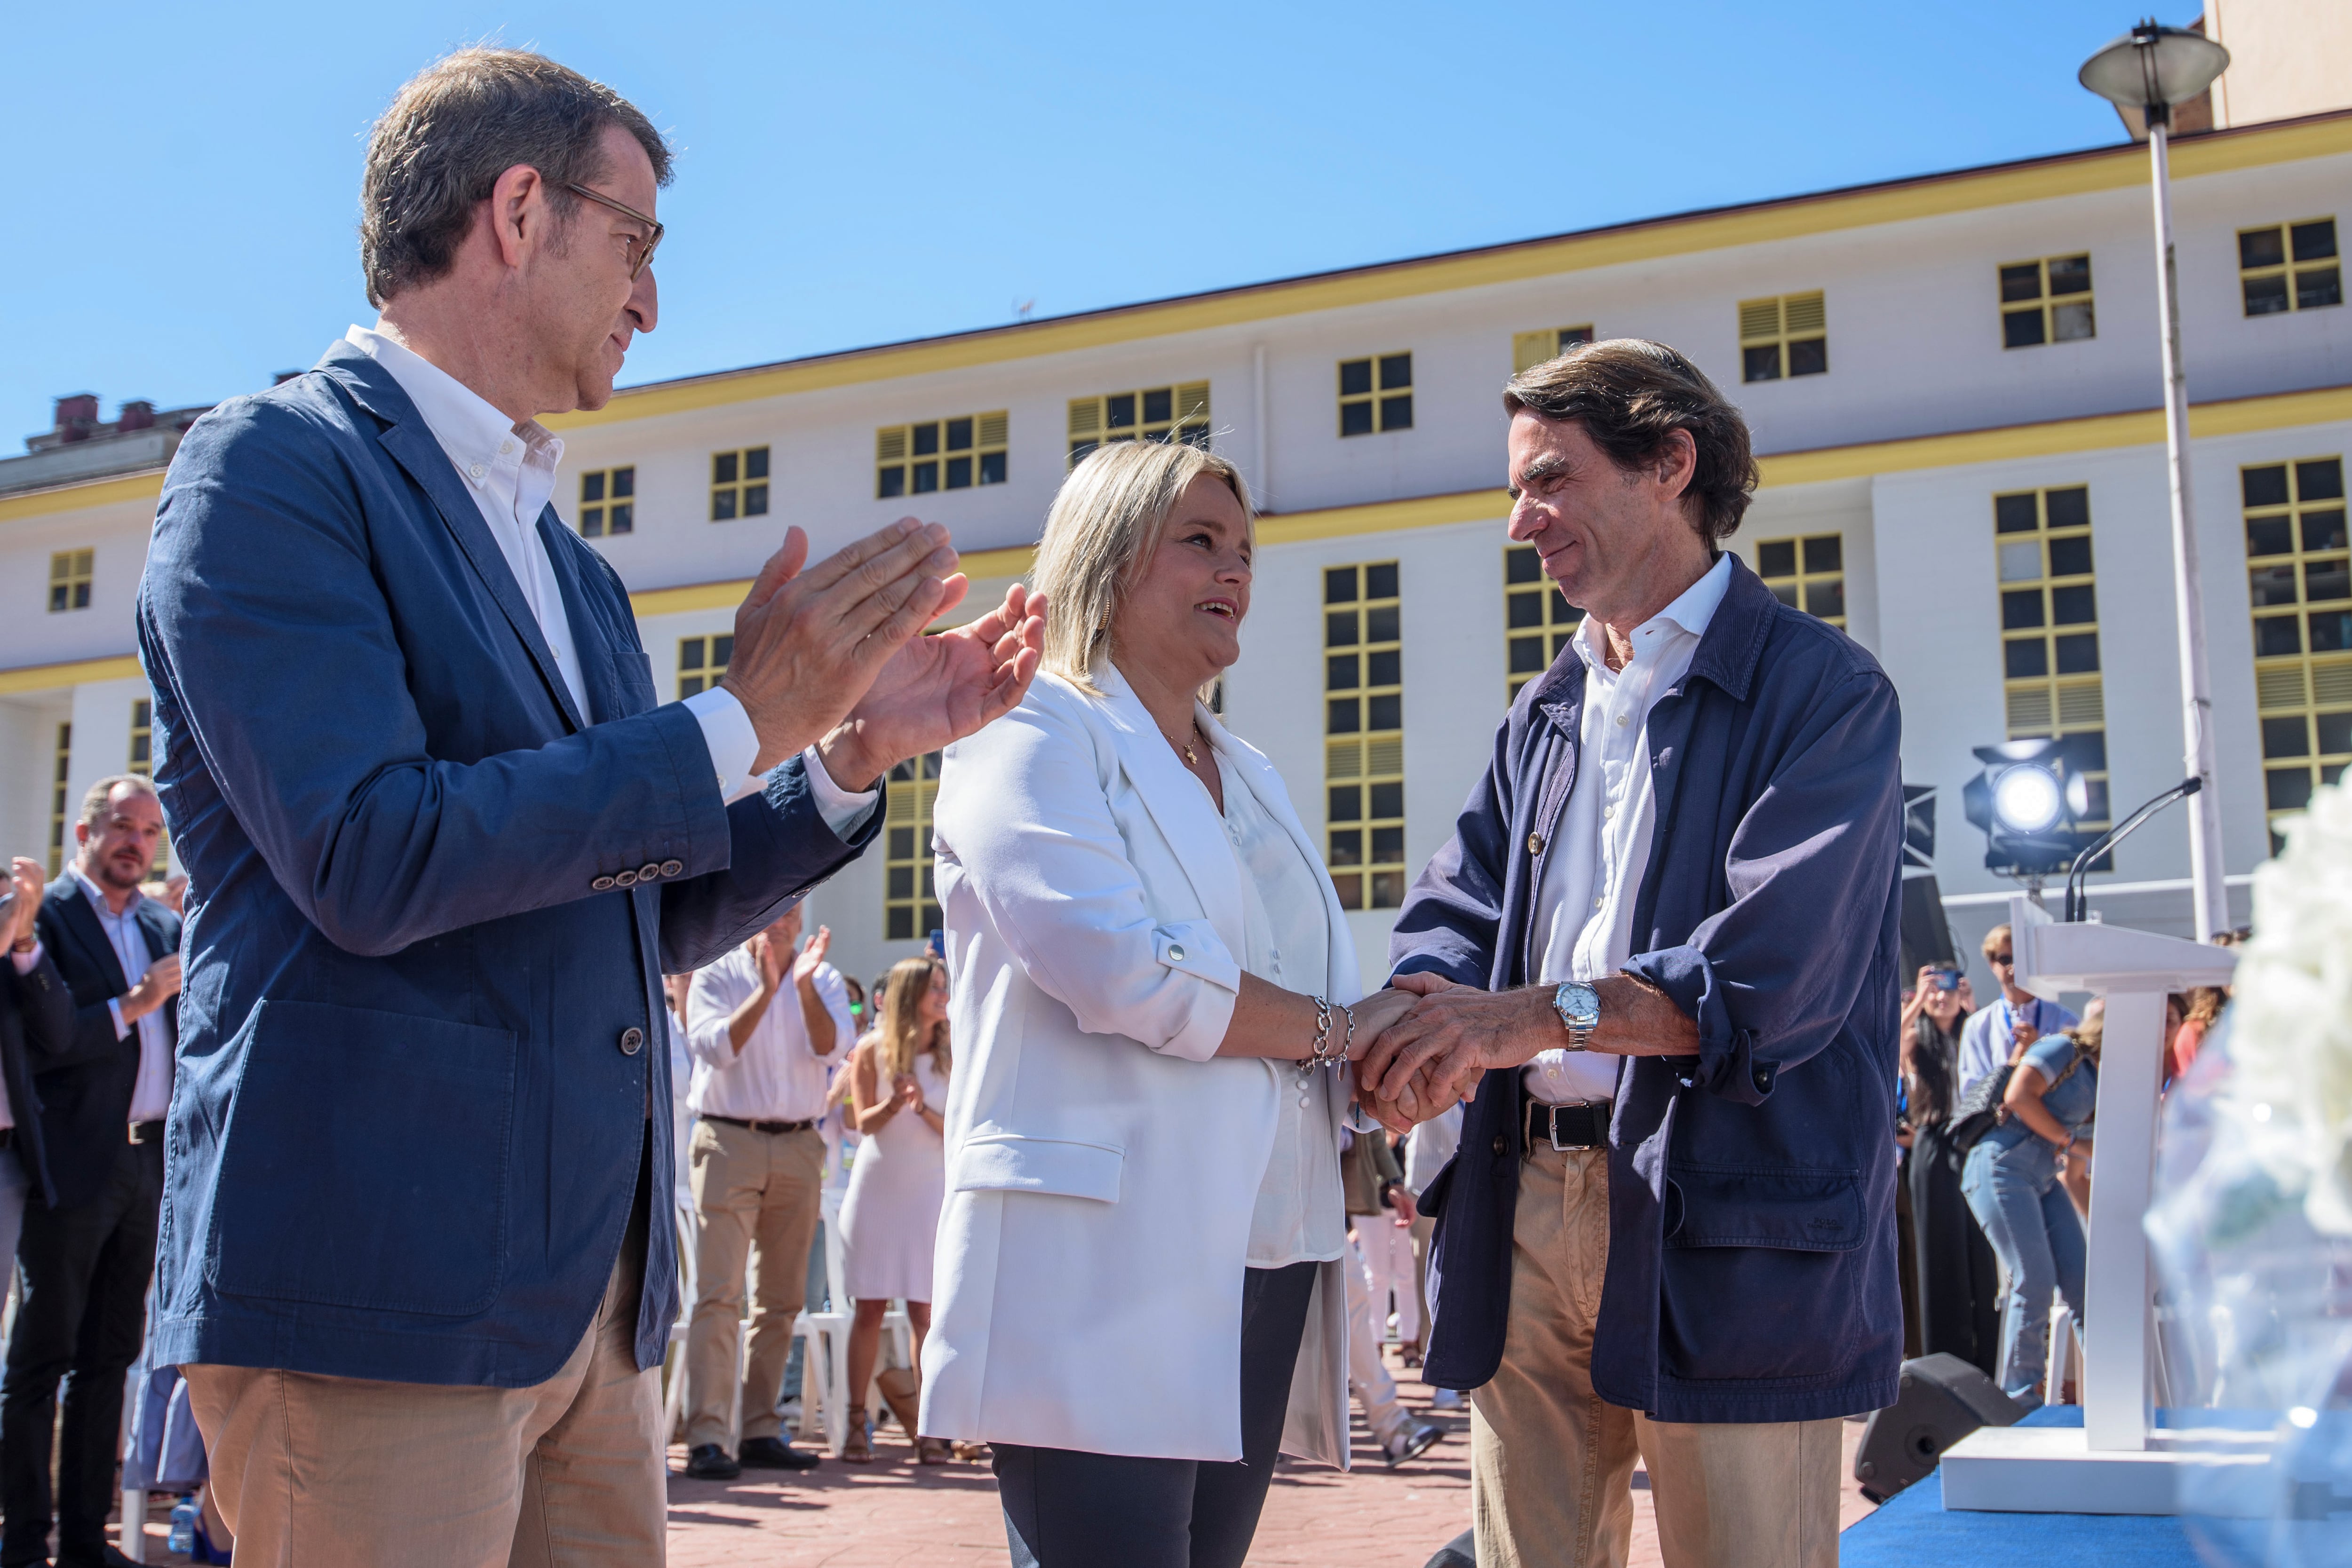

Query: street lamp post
(2078, 21), (2233, 940)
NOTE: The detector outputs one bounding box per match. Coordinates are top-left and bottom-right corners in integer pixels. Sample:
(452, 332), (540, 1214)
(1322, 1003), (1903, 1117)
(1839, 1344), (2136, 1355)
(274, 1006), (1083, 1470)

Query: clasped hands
(1342, 972), (1700, 1133)
(716, 517), (1049, 792)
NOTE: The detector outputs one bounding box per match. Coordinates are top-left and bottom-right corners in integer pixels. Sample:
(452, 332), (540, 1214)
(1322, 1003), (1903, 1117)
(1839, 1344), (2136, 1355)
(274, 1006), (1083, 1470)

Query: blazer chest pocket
(207, 999), (517, 1316)
(950, 1133), (1124, 1204)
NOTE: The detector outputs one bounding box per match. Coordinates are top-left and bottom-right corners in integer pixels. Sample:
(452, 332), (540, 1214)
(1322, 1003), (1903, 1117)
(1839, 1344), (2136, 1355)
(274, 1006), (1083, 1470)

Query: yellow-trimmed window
(710, 447), (769, 521)
(48, 723), (70, 876)
(1068, 384), (1209, 467)
(1999, 254), (2095, 348)
(1738, 293), (1827, 382)
(1755, 534), (1846, 627)
(1994, 486), (2108, 828)
(1512, 325), (1596, 373)
(879, 412), (1008, 498)
(2239, 220), (2340, 317)
(1338, 354), (1413, 436)
(1325, 562), (1406, 910)
(677, 634), (732, 698)
(1504, 544), (1581, 702)
(129, 699), (153, 778)
(2245, 456), (2349, 845)
(883, 752), (942, 941)
(48, 550), (91, 613)
(578, 466), (635, 537)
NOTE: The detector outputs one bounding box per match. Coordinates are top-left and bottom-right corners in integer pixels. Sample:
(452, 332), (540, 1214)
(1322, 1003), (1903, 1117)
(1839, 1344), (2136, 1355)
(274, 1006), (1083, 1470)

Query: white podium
(1939, 896), (2252, 1514)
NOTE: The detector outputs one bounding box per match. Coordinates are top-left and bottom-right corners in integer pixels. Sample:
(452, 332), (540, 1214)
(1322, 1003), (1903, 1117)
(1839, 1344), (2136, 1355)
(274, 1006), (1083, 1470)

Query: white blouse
(1213, 750), (1350, 1268)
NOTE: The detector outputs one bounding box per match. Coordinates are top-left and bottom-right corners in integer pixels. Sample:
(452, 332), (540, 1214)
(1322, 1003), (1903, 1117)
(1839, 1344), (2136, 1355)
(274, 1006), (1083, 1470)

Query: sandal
(843, 1407), (874, 1463)
(917, 1436), (954, 1465)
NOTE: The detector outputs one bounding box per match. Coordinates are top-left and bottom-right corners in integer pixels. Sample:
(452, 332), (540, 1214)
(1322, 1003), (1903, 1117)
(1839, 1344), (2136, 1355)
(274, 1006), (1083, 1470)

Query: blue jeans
(1961, 1136), (2085, 1406)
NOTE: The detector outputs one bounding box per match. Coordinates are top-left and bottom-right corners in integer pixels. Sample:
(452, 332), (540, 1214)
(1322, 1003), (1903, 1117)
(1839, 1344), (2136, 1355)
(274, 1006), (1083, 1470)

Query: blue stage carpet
(1839, 1408), (2204, 1568)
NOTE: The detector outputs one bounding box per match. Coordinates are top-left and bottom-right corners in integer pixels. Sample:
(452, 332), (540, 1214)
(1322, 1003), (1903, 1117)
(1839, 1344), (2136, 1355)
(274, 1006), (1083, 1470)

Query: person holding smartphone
(1900, 964), (2000, 1377)
(1956, 924), (2076, 1105)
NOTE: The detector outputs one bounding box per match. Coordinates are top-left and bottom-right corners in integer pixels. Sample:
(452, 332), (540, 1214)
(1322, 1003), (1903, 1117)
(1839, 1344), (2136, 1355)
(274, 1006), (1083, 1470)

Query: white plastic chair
(2046, 1301), (2085, 1406)
(661, 1197), (699, 1449)
(789, 1185), (854, 1455)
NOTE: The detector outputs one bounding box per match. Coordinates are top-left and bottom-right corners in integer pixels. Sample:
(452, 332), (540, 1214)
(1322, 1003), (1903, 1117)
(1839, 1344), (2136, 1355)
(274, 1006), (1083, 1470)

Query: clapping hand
(5, 857), (43, 950)
(790, 925), (833, 989)
(891, 1072), (924, 1113)
(818, 582), (1048, 792)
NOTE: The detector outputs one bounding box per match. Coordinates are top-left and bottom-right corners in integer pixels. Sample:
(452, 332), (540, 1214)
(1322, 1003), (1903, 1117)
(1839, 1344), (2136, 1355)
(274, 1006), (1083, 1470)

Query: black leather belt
(702, 1114), (817, 1135)
(1524, 1099), (1611, 1152)
(128, 1120), (165, 1146)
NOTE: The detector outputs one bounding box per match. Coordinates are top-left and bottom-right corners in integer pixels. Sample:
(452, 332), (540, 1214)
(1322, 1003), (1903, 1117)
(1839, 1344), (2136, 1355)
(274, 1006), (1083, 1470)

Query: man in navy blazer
(0, 854), (72, 1270)
(135, 47), (1042, 1564)
(1360, 341), (1902, 1568)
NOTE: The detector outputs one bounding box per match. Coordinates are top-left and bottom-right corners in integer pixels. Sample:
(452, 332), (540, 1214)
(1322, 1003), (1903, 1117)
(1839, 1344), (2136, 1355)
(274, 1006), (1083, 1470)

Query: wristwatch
(1551, 981), (1600, 1051)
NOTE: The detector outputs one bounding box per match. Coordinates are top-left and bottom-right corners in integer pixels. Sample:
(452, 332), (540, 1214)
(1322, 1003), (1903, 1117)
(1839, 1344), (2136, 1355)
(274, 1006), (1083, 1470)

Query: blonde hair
(876, 956), (950, 1079)
(1030, 439), (1253, 694)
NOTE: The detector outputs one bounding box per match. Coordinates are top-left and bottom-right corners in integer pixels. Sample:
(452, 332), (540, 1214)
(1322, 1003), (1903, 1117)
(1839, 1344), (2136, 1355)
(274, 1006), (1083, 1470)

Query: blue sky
(1, 0), (2180, 440)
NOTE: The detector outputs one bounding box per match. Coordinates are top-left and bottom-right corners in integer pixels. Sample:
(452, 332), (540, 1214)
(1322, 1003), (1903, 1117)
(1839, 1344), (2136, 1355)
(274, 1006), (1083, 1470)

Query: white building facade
(4, 111), (2347, 997)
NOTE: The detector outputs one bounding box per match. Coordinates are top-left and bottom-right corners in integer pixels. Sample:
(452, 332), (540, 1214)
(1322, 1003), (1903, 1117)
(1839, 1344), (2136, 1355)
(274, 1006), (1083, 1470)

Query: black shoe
(57, 1549), (137, 1568)
(683, 1442), (741, 1480)
(739, 1435), (821, 1471)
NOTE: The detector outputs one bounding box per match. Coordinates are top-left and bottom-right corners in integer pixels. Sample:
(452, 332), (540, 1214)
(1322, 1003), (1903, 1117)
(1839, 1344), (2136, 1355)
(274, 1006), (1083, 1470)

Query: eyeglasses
(564, 182), (663, 280)
(1989, 953), (2015, 968)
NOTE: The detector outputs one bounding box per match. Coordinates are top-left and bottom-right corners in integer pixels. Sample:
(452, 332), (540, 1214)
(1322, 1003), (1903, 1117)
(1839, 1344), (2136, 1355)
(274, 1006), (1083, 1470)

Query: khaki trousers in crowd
(1470, 1143), (1842, 1568)
(183, 1174), (660, 1568)
(684, 1118), (823, 1449)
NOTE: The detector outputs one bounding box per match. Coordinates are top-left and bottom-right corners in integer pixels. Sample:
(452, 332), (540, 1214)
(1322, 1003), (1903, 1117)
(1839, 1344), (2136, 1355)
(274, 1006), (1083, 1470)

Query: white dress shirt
(683, 942), (857, 1123)
(343, 325), (876, 830)
(1218, 751), (1349, 1270)
(71, 870), (175, 1124)
(1525, 554), (1733, 1105)
(1404, 1101), (1463, 1196)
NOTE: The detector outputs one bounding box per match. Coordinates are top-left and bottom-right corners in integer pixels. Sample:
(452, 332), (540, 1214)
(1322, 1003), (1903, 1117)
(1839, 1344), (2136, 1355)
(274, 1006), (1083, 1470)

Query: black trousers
(1, 1136), (163, 1563)
(992, 1260), (1318, 1568)
(1909, 1119), (2002, 1380)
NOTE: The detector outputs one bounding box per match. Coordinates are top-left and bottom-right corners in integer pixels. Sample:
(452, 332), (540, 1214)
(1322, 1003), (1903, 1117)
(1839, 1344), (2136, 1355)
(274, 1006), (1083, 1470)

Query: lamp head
(1992, 764), (2065, 836)
(2078, 20), (2230, 120)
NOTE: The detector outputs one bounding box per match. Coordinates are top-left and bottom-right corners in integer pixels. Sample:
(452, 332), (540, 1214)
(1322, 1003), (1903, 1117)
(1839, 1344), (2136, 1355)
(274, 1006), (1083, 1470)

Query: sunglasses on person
(1989, 952), (2016, 969)
(564, 182), (663, 280)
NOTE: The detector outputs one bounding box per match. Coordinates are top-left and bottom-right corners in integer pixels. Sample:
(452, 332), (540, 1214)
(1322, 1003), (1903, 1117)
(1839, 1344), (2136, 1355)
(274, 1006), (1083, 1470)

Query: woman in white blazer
(921, 439), (1408, 1568)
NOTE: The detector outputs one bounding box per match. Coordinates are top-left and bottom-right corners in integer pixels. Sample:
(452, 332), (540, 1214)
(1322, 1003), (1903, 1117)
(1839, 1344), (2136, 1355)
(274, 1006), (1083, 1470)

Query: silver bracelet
(1336, 1002), (1356, 1063)
(1310, 995), (1334, 1063)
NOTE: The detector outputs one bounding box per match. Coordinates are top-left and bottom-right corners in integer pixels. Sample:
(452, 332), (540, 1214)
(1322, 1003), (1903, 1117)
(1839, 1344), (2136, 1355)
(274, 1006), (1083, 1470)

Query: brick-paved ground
(110, 1351), (1877, 1564)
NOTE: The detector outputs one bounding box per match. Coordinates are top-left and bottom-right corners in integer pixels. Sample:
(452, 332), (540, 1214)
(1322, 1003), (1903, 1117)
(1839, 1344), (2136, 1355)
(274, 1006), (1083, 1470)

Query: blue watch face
(1557, 982), (1600, 1029)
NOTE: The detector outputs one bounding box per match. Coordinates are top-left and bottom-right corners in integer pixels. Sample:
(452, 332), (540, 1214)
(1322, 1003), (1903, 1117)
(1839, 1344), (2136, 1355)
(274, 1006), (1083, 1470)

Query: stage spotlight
(1991, 764), (2063, 836)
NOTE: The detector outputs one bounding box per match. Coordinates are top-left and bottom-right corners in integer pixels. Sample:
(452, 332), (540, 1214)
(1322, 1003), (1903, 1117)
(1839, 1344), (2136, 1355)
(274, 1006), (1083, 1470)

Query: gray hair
(1030, 441), (1253, 694)
(78, 774), (158, 832)
(360, 48), (672, 307)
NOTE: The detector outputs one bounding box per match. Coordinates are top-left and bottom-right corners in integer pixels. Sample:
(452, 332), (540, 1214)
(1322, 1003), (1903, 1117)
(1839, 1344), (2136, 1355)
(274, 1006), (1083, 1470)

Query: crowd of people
(0, 40), (2262, 1568)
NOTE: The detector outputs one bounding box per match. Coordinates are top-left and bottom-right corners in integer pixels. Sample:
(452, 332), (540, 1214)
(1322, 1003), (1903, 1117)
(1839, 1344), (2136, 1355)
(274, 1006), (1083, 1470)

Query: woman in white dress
(838, 954), (952, 1462)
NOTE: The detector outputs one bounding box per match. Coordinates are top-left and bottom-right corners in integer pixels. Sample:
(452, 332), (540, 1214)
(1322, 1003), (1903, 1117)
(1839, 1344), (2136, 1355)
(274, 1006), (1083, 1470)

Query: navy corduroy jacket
(1392, 555), (1904, 1423)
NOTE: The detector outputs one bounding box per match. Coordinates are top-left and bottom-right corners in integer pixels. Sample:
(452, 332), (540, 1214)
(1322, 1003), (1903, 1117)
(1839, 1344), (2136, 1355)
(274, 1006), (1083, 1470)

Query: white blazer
(918, 666), (1357, 1466)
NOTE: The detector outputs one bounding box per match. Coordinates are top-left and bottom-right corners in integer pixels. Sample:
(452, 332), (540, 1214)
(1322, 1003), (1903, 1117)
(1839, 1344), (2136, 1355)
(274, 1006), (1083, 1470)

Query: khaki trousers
(1470, 1144), (1842, 1568)
(183, 1180), (660, 1568)
(684, 1118), (823, 1449)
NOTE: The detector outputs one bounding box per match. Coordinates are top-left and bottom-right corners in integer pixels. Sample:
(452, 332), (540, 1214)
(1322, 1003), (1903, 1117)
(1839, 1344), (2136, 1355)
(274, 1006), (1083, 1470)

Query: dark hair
(1502, 339), (1760, 542)
(360, 48), (672, 307)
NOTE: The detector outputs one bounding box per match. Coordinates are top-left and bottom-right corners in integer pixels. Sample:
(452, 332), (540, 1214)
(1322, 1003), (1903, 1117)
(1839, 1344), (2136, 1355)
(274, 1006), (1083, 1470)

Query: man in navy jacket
(135, 48), (1042, 1564)
(1361, 341), (1902, 1568)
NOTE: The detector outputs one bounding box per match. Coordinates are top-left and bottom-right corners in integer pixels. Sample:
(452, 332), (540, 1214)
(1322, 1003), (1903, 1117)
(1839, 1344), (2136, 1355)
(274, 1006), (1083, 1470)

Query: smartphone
(1932, 968), (1961, 991)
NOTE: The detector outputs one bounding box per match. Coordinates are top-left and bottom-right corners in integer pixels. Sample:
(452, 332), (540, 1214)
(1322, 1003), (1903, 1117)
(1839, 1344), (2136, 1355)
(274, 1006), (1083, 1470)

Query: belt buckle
(1549, 1101), (1600, 1152)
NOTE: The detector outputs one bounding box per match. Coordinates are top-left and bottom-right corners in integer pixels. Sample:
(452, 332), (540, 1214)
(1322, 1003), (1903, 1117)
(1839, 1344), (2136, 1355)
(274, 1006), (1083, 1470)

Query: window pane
(2299, 459), (2344, 501)
(887, 907), (914, 941)
(714, 635), (733, 665)
(2243, 466), (2291, 507)
(1368, 782), (1405, 818)
(2003, 309), (2047, 348)
(1743, 345), (1781, 382)
(2054, 633), (2100, 674)
(1327, 653), (1360, 689)
(711, 490), (736, 521)
(679, 674), (703, 696)
(879, 467), (906, 498)
(580, 508), (603, 537)
(2256, 614), (2303, 655)
(1510, 636), (1549, 673)
(1802, 536), (1842, 573)
(1787, 338), (1828, 376)
(681, 641), (705, 670)
(2002, 589), (2046, 629)
(2291, 220), (2338, 262)
(1340, 401), (1375, 436)
(1371, 872), (1406, 909)
(2046, 255), (2092, 296)
(1994, 493), (2041, 533)
(2312, 611), (2352, 651)
(2304, 509), (2349, 553)
(609, 503), (632, 534)
(2247, 516), (2294, 555)
(2262, 715), (2311, 758)
(2240, 227), (2286, 269)
(1327, 698), (1360, 733)
(1326, 611), (1359, 647)
(1371, 826), (1405, 861)
(1508, 591), (1544, 629)
(1999, 263), (2045, 302)
(945, 456), (972, 489)
(1365, 605), (1400, 642)
(2047, 535), (2094, 577)
(2244, 274), (2291, 315)
(2297, 266), (2343, 310)
(1329, 785), (1362, 822)
(1367, 564), (1399, 601)
(945, 417), (973, 450)
(2266, 767), (2315, 812)
(1378, 354), (1412, 389)
(2257, 563), (2308, 606)
(745, 448), (769, 480)
(888, 826), (915, 858)
(887, 866), (914, 900)
(582, 472), (605, 502)
(612, 468), (634, 498)
(1998, 539), (2042, 584)
(913, 462), (938, 493)
(2044, 488), (2090, 530)
(1141, 388), (1173, 425)
(743, 484), (767, 515)
(2308, 561), (2350, 604)
(1339, 359), (1373, 396)
(2061, 730), (2107, 771)
(2005, 638), (2049, 678)
(1506, 546), (1542, 585)
(1379, 393), (1414, 430)
(1330, 873), (1363, 911)
(978, 451), (1007, 485)
(2052, 301), (2095, 341)
(1367, 649), (1401, 685)
(1756, 539), (1796, 577)
(1325, 567), (1359, 604)
(1367, 694), (1402, 730)
(2050, 585), (2097, 625)
(2318, 712), (2352, 753)
(1804, 580), (1844, 619)
(1327, 830), (1363, 867)
(1770, 582), (1801, 609)
(714, 452), (738, 484)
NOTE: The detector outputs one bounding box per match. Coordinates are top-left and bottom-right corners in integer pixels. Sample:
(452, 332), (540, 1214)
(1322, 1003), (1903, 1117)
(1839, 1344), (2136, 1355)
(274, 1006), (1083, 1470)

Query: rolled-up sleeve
(1622, 669), (1903, 1106)
(933, 697), (1240, 1063)
(685, 958), (750, 1069)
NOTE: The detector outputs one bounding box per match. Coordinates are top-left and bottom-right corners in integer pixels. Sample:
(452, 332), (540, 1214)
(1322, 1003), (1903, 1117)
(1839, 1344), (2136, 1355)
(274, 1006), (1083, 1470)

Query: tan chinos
(183, 1176), (661, 1567)
(683, 1117), (824, 1449)
(1470, 1143), (1843, 1568)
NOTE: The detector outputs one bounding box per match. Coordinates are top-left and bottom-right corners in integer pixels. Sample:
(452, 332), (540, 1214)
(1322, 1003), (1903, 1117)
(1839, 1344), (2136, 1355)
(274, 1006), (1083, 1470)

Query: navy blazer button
(638, 862), (661, 881)
(591, 875), (616, 892)
(660, 859), (683, 877)
(620, 1027), (644, 1056)
(1527, 832), (1544, 856)
(614, 869), (637, 887)
(1493, 1135), (1508, 1156)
